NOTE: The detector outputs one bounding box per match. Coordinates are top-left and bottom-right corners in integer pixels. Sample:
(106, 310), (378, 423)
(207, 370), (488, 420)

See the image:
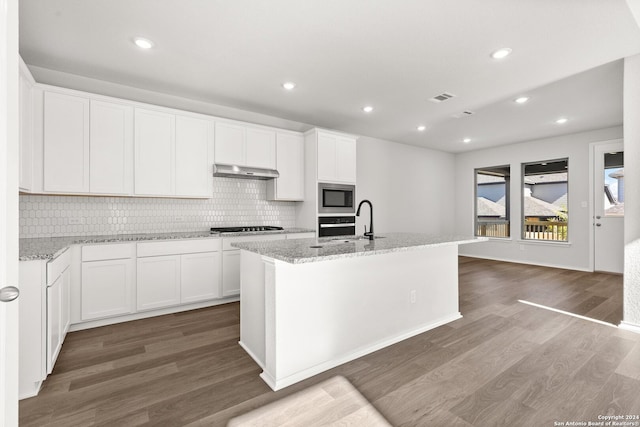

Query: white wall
(356, 136), (456, 235)
(455, 126), (623, 271)
(623, 54), (640, 329)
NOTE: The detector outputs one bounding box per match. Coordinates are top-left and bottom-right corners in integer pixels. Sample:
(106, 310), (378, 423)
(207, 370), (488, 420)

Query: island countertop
(232, 233), (486, 264)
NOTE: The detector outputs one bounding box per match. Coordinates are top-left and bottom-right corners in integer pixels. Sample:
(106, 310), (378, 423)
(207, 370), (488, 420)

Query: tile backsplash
(19, 178), (297, 238)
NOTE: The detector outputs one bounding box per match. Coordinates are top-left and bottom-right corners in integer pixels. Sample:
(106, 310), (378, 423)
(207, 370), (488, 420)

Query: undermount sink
(310, 236), (385, 249)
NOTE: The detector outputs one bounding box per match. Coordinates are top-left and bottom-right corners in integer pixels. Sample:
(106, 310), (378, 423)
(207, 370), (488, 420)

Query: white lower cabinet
(46, 249), (71, 374)
(181, 252), (221, 303)
(81, 243), (136, 321)
(221, 234), (294, 296)
(81, 259), (135, 320)
(137, 255), (182, 311)
(222, 250), (241, 297)
(136, 239), (222, 311)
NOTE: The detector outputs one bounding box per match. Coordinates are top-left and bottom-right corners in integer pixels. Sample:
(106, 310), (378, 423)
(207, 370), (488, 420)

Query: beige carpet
(228, 376), (391, 426)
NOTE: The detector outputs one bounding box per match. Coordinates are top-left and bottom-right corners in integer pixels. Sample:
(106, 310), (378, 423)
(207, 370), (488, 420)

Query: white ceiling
(19, 0), (640, 153)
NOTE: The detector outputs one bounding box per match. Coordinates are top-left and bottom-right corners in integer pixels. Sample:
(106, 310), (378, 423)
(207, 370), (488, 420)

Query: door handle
(596, 216), (601, 219)
(0, 286), (19, 303)
(596, 223), (602, 227)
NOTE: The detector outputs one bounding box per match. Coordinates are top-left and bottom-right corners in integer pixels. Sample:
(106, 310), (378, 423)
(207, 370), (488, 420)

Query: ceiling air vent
(452, 110), (476, 118)
(429, 92), (456, 103)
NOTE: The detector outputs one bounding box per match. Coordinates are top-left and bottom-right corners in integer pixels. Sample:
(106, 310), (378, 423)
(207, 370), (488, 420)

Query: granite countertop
(232, 233), (487, 264)
(19, 228), (315, 261)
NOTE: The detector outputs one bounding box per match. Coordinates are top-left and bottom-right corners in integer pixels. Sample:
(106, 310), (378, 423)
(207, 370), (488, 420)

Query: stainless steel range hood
(212, 164), (279, 180)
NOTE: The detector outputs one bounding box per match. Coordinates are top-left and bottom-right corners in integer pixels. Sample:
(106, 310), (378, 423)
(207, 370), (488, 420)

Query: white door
(1, 0), (20, 424)
(175, 116), (211, 197)
(181, 252), (220, 303)
(134, 108), (175, 196)
(245, 127), (276, 169)
(90, 100), (134, 195)
(214, 122), (244, 165)
(593, 141), (624, 273)
(137, 255), (181, 311)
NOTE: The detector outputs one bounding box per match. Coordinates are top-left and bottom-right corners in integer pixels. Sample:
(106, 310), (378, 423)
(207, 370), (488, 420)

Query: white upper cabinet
(214, 122), (244, 165)
(134, 108), (176, 196)
(316, 131), (357, 184)
(245, 127), (276, 169)
(175, 116), (212, 197)
(214, 122), (276, 169)
(19, 64), (34, 192)
(89, 100), (134, 195)
(267, 132), (304, 201)
(43, 92), (90, 193)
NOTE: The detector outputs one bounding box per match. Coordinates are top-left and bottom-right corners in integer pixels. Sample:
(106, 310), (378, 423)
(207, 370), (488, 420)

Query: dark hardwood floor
(20, 257), (638, 426)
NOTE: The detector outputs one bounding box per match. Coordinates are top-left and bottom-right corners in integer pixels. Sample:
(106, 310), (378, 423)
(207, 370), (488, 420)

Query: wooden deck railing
(523, 219), (567, 241)
(476, 220), (510, 238)
(477, 219), (568, 241)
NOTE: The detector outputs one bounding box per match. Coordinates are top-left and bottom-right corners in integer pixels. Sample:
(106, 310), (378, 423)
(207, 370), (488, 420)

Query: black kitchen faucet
(356, 199), (374, 240)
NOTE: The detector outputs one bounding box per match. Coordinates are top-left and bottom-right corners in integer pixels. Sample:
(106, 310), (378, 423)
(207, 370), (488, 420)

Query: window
(522, 159), (568, 241)
(475, 166), (510, 238)
(604, 151), (624, 216)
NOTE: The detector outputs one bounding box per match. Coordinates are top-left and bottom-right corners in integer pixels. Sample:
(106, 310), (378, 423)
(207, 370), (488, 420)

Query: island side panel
(239, 250), (268, 369)
(267, 244), (460, 390)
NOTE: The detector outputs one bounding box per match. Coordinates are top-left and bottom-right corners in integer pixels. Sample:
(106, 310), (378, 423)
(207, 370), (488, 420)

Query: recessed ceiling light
(417, 125), (426, 132)
(491, 48), (512, 59)
(282, 82), (296, 90)
(515, 96), (529, 104)
(362, 106), (374, 113)
(463, 138), (471, 144)
(133, 37), (154, 49)
(555, 117), (568, 124)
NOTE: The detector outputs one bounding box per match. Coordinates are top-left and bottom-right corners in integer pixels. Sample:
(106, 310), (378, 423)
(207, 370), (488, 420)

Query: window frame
(521, 158), (569, 242)
(474, 165), (511, 239)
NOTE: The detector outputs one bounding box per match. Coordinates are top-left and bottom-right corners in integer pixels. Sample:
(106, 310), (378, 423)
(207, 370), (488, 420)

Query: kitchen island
(233, 233), (485, 391)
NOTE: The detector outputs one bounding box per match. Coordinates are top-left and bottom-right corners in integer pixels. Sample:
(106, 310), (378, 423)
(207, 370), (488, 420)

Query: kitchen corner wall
(19, 177), (296, 238)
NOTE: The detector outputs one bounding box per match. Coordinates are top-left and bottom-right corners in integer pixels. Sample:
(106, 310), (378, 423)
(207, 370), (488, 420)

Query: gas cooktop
(210, 226), (284, 233)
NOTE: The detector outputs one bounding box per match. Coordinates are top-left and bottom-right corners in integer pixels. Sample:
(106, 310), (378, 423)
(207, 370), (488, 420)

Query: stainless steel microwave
(318, 183), (355, 214)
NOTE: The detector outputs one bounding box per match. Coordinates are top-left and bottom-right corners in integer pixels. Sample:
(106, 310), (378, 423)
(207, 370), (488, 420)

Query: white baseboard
(458, 253), (592, 272)
(69, 296), (239, 332)
(619, 321), (640, 335)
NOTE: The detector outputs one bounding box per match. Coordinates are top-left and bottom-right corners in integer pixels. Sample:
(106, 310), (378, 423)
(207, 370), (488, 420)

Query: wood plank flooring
(20, 257), (637, 426)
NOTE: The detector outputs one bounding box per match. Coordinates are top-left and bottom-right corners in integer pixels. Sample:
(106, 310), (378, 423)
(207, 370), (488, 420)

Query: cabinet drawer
(137, 238), (220, 257)
(46, 248), (71, 286)
(222, 234), (283, 251)
(82, 243), (136, 262)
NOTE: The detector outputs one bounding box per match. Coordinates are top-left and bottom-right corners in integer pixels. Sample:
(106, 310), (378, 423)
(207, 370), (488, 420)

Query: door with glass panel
(593, 141), (624, 273)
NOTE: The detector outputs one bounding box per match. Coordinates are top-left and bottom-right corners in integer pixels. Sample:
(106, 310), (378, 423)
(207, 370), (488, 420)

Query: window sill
(517, 239), (571, 247)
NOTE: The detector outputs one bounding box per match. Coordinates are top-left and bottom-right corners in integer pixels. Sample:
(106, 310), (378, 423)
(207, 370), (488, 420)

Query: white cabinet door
(317, 132), (357, 184)
(137, 255), (181, 311)
(336, 136), (357, 183)
(81, 259), (135, 320)
(175, 116), (212, 197)
(19, 72), (33, 191)
(222, 250), (241, 297)
(181, 252), (221, 303)
(214, 122), (244, 165)
(268, 132), (303, 200)
(43, 92), (90, 193)
(46, 275), (62, 374)
(245, 127), (276, 169)
(61, 267), (71, 337)
(317, 132), (337, 182)
(90, 100), (134, 195)
(135, 109), (175, 196)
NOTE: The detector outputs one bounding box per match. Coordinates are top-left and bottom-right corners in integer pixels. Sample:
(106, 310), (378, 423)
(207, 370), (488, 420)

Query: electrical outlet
(68, 218), (82, 225)
(410, 290), (417, 304)
(174, 216), (185, 222)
